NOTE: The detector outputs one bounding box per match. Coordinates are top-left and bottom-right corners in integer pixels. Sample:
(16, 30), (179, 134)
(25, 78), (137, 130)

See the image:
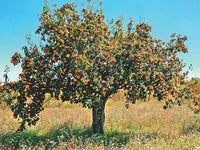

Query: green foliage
(0, 0), (192, 132)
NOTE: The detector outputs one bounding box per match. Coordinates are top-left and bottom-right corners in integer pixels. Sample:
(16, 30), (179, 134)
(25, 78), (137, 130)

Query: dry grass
(0, 93), (200, 149)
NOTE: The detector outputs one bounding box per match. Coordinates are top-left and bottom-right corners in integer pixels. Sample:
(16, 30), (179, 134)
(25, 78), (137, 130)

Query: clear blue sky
(0, 0), (200, 81)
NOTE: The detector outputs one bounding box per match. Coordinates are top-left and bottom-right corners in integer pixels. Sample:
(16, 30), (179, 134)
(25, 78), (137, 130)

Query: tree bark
(148, 94), (151, 101)
(92, 105), (105, 134)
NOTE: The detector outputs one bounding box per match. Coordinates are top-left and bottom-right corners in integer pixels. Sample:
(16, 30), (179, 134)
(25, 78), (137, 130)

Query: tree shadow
(0, 122), (154, 149)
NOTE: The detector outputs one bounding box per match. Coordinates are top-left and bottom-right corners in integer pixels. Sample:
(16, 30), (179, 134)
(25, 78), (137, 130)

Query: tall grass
(0, 93), (200, 149)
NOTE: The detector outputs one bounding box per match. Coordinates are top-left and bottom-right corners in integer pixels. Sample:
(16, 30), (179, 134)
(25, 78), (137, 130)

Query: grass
(0, 93), (200, 149)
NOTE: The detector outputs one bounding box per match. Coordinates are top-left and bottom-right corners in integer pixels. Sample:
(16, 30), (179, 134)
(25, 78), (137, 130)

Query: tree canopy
(0, 0), (195, 133)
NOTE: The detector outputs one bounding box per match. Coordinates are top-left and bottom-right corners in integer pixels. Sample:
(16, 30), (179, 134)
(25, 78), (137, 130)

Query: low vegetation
(1, 93), (200, 149)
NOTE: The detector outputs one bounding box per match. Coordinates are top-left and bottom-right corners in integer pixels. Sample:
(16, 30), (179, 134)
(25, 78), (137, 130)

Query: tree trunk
(148, 94), (151, 101)
(92, 105), (105, 134)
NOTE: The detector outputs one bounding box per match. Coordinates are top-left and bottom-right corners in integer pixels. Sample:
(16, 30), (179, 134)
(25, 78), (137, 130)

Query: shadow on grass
(0, 121), (142, 149)
(4, 119), (199, 149)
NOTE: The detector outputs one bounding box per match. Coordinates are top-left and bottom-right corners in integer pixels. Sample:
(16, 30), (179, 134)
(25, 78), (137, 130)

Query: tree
(0, 0), (190, 133)
(114, 21), (189, 108)
(3, 65), (10, 82)
(179, 77), (200, 111)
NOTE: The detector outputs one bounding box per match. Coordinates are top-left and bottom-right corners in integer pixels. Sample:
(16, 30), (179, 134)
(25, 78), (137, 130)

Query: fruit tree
(0, 0), (190, 133)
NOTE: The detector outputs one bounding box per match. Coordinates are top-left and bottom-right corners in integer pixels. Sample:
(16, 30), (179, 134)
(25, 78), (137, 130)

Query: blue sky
(0, 0), (200, 81)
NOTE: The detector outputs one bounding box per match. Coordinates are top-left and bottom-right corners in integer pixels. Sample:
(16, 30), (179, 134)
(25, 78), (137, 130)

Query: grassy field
(0, 92), (200, 149)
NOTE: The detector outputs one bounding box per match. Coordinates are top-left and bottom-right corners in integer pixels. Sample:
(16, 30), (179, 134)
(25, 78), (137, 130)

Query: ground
(0, 92), (200, 149)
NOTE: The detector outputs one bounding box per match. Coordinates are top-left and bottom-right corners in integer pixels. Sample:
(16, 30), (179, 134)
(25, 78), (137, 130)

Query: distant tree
(3, 65), (10, 82)
(181, 77), (200, 107)
(0, 0), (190, 133)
